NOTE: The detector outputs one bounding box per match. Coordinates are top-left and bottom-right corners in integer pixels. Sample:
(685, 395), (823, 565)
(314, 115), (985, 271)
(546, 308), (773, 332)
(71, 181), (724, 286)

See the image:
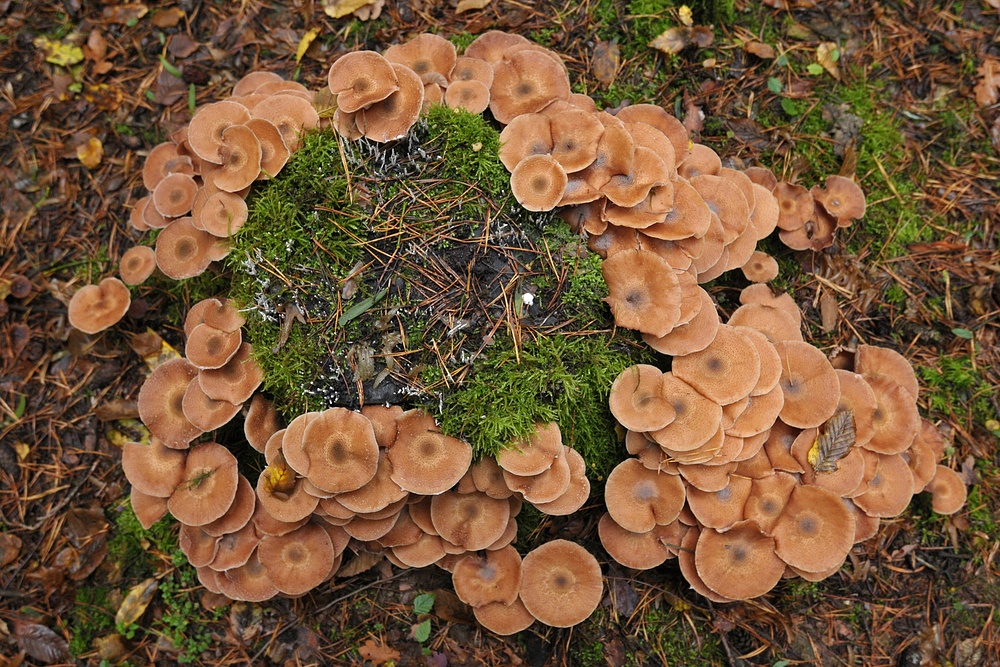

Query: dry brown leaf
(816, 42), (841, 80)
(115, 578), (159, 628)
(819, 292), (839, 331)
(0, 532), (22, 568)
(745, 41), (776, 59)
(592, 39), (621, 89)
(13, 621), (70, 665)
(428, 588), (475, 624)
(358, 639), (401, 665)
(151, 7), (185, 28)
(973, 58), (1000, 107)
(77, 137), (103, 169)
(456, 0), (492, 12)
(321, 0), (375, 18)
(83, 29), (107, 62)
(650, 27), (689, 55)
(809, 410), (855, 473)
(689, 26), (714, 48)
(336, 550), (383, 578)
(102, 4), (148, 25)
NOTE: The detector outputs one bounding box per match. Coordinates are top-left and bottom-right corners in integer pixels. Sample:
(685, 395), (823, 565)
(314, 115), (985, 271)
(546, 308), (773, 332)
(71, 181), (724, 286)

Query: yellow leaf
(34, 36), (85, 68)
(263, 462), (296, 494)
(13, 442), (29, 460)
(105, 419), (151, 448)
(321, 0), (375, 18)
(816, 42), (841, 80)
(130, 329), (182, 370)
(115, 578), (158, 628)
(456, 0), (491, 12)
(296, 27), (321, 64)
(77, 137), (103, 169)
(807, 437), (821, 468)
(678, 5), (694, 26)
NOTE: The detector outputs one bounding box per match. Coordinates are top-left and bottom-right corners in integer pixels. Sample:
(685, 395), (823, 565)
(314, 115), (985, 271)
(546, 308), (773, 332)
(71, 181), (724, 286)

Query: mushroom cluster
(87, 28), (968, 625)
(771, 173), (866, 251)
(599, 283), (968, 601)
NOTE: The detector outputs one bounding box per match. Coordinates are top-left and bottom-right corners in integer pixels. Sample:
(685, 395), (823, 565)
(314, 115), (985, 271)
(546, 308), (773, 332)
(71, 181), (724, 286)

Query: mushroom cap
(470, 456), (514, 500)
(678, 143), (722, 179)
(773, 182), (815, 230)
(509, 153), (568, 211)
(167, 442), (240, 526)
(690, 174), (750, 244)
(197, 342), (264, 405)
(863, 375), (920, 455)
(532, 447), (591, 516)
(772, 483), (855, 572)
(774, 340), (841, 428)
(256, 471), (320, 523)
(855, 344), (919, 400)
(251, 94), (320, 152)
(384, 33), (457, 79)
(728, 384), (785, 438)
(650, 373), (724, 452)
(601, 146), (670, 208)
(498, 112), (553, 171)
(232, 70), (283, 96)
(391, 532), (448, 568)
(549, 108), (604, 173)
(209, 124), (261, 192)
(209, 520), (260, 571)
(602, 248), (682, 337)
(327, 50), (399, 113)
(200, 191), (249, 238)
(431, 491), (511, 551)
(152, 172), (199, 218)
(244, 118), (290, 179)
(68, 277), (131, 334)
(450, 55), (495, 86)
(604, 458), (686, 533)
(122, 438), (187, 498)
(695, 519), (785, 600)
(299, 407), (380, 494)
(814, 175), (866, 220)
(739, 284), (803, 328)
(852, 452), (914, 518)
(677, 527), (735, 603)
(337, 450), (408, 514)
(643, 287), (721, 357)
(142, 142), (183, 191)
(185, 297), (245, 336)
(185, 322), (242, 370)
(224, 549), (279, 602)
(834, 370), (877, 448)
(138, 358), (202, 449)
(357, 63), (424, 143)
(518, 540), (603, 628)
(745, 166), (777, 190)
(187, 101), (252, 164)
(444, 79), (491, 114)
(673, 325), (761, 406)
(749, 183), (780, 240)
(496, 422), (563, 476)
(608, 364), (676, 432)
(643, 179), (712, 241)
(742, 251), (779, 283)
(598, 512), (677, 570)
(119, 246), (157, 286)
(388, 409), (473, 495)
(244, 394), (283, 453)
(727, 302), (803, 344)
(464, 30), (530, 64)
(686, 475), (753, 531)
(473, 597), (536, 636)
(181, 378), (241, 431)
(502, 449), (572, 504)
(489, 49), (571, 125)
(257, 522), (335, 596)
(614, 104), (690, 164)
(129, 487), (170, 529)
(202, 473), (256, 537)
(925, 465), (967, 515)
(155, 217), (214, 280)
(743, 471), (798, 535)
(179, 523), (219, 567)
(453, 545), (522, 607)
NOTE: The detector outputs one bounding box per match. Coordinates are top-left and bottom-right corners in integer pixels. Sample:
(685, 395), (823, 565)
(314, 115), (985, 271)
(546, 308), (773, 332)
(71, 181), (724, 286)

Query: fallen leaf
(353, 0), (384, 20)
(429, 588), (474, 625)
(151, 6), (185, 28)
(104, 419), (151, 448)
(130, 329), (181, 370)
(83, 29), (107, 62)
(102, 3), (149, 25)
(321, 0), (375, 18)
(296, 27), (321, 64)
(819, 292), (839, 332)
(682, 94), (703, 134)
(262, 461), (296, 494)
(13, 621), (70, 664)
(77, 137), (103, 169)
(358, 638), (400, 665)
(13, 442), (29, 460)
(336, 550), (383, 578)
(313, 88), (337, 119)
(689, 25), (714, 48)
(94, 399), (140, 421)
(94, 633), (128, 663)
(229, 603), (264, 643)
(456, 0), (491, 12)
(678, 5), (694, 26)
(973, 58), (1000, 107)
(808, 410), (855, 473)
(0, 532), (22, 568)
(745, 41), (776, 59)
(650, 27), (689, 55)
(116, 578), (159, 628)
(816, 42), (841, 80)
(33, 36), (84, 67)
(592, 39), (621, 89)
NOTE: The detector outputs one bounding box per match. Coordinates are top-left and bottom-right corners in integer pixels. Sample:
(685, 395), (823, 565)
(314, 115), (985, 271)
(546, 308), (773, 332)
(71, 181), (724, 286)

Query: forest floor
(1, 0), (999, 665)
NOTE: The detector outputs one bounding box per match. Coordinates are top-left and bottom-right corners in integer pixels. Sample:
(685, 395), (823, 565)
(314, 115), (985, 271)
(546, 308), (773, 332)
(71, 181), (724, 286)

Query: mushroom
(549, 108), (604, 173)
(444, 79), (491, 114)
(925, 465), (967, 515)
(197, 343), (264, 405)
(452, 545), (522, 607)
(742, 251), (779, 283)
(299, 407), (380, 494)
(388, 409), (472, 495)
(384, 33), (457, 80)
(137, 358), (202, 449)
(129, 487), (169, 529)
(598, 513), (678, 570)
(251, 94), (320, 153)
(121, 438), (187, 498)
(67, 277), (131, 334)
(649, 373), (724, 452)
(672, 325), (762, 406)
(489, 49), (570, 125)
(694, 519), (785, 600)
(202, 474), (256, 537)
(773, 182), (814, 231)
(431, 491), (511, 551)
(772, 484), (855, 572)
(187, 101), (252, 164)
(615, 103), (690, 164)
(518, 540), (602, 628)
(327, 50), (399, 113)
(601, 248), (682, 337)
(643, 288), (721, 357)
(464, 30), (530, 64)
(181, 379), (241, 431)
(607, 364), (676, 432)
(813, 175), (866, 222)
(119, 246), (157, 286)
(185, 297), (245, 336)
(496, 422), (563, 476)
(152, 172), (199, 218)
(224, 549), (279, 602)
(604, 459), (686, 533)
(357, 63), (424, 143)
(509, 154), (568, 211)
(200, 191), (249, 238)
(532, 447), (590, 516)
(473, 596), (536, 635)
(184, 322), (241, 370)
(167, 442), (240, 526)
(257, 522), (335, 596)
(773, 340), (841, 429)
(154, 217), (215, 280)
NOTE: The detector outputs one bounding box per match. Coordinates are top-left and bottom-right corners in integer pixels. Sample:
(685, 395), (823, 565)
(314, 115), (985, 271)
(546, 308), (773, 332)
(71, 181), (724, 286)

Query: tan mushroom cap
(774, 340), (841, 428)
(677, 526), (735, 603)
(604, 459), (686, 533)
(498, 113), (552, 171)
(695, 519), (785, 600)
(791, 426), (865, 496)
(444, 79), (491, 114)
(337, 450), (407, 514)
(130, 487), (169, 529)
(602, 248), (682, 337)
(187, 101), (252, 164)
(392, 532), (448, 568)
(203, 473), (256, 537)
(384, 33), (456, 79)
(608, 365), (676, 432)
(852, 452), (914, 518)
(601, 147), (670, 208)
(142, 142), (183, 191)
(855, 344), (919, 400)
(122, 438), (187, 498)
(502, 449), (571, 504)
(252, 500), (309, 537)
(744, 166), (777, 190)
(598, 512), (676, 570)
(533, 447), (590, 516)
(129, 196), (152, 231)
(674, 325), (761, 406)
(119, 246), (156, 286)
(742, 251), (779, 283)
(225, 549), (279, 602)
(650, 373), (724, 452)
(68, 277), (131, 334)
(198, 343), (264, 405)
(358, 63), (424, 143)
(431, 491), (511, 551)
(510, 153), (568, 211)
(727, 302), (802, 344)
(453, 545), (522, 607)
(388, 409), (473, 495)
(155, 217), (214, 280)
(185, 322), (241, 370)
(489, 49), (571, 125)
(298, 407), (379, 493)
(686, 475), (753, 530)
(518, 540), (602, 628)
(208, 124), (261, 192)
(814, 175), (866, 221)
(470, 457), (514, 499)
(772, 484), (855, 572)
(251, 94), (320, 153)
(327, 50), (399, 113)
(256, 471), (319, 524)
(643, 288), (721, 357)
(615, 104), (690, 164)
(257, 522), (335, 596)
(450, 55), (494, 86)
(739, 283), (803, 327)
(200, 191), (249, 238)
(181, 378), (240, 431)
(690, 174), (750, 243)
(168, 442), (240, 526)
(749, 183), (780, 239)
(773, 181), (814, 230)
(185, 297), (245, 336)
(496, 422), (563, 476)
(863, 374), (920, 455)
(243, 118), (289, 179)
(138, 358), (202, 449)
(152, 172), (198, 218)
(179, 523), (219, 568)
(244, 394), (283, 454)
(474, 596), (536, 635)
(232, 70), (283, 96)
(743, 471), (798, 535)
(464, 30), (530, 63)
(925, 465), (967, 515)
(549, 108), (604, 172)
(834, 370), (877, 448)
(209, 520), (260, 571)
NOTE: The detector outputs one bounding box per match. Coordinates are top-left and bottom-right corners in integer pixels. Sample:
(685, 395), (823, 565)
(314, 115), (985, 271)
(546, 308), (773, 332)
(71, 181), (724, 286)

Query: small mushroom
(67, 277), (131, 334)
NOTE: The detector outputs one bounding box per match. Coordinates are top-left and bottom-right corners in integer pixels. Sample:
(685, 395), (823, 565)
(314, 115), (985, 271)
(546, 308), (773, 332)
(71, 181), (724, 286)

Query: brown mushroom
(68, 277), (131, 334)
(518, 540), (602, 628)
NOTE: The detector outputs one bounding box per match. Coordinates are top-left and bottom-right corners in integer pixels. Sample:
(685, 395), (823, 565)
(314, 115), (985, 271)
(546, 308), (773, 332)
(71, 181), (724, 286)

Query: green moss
(68, 586), (115, 656)
(919, 356), (998, 432)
